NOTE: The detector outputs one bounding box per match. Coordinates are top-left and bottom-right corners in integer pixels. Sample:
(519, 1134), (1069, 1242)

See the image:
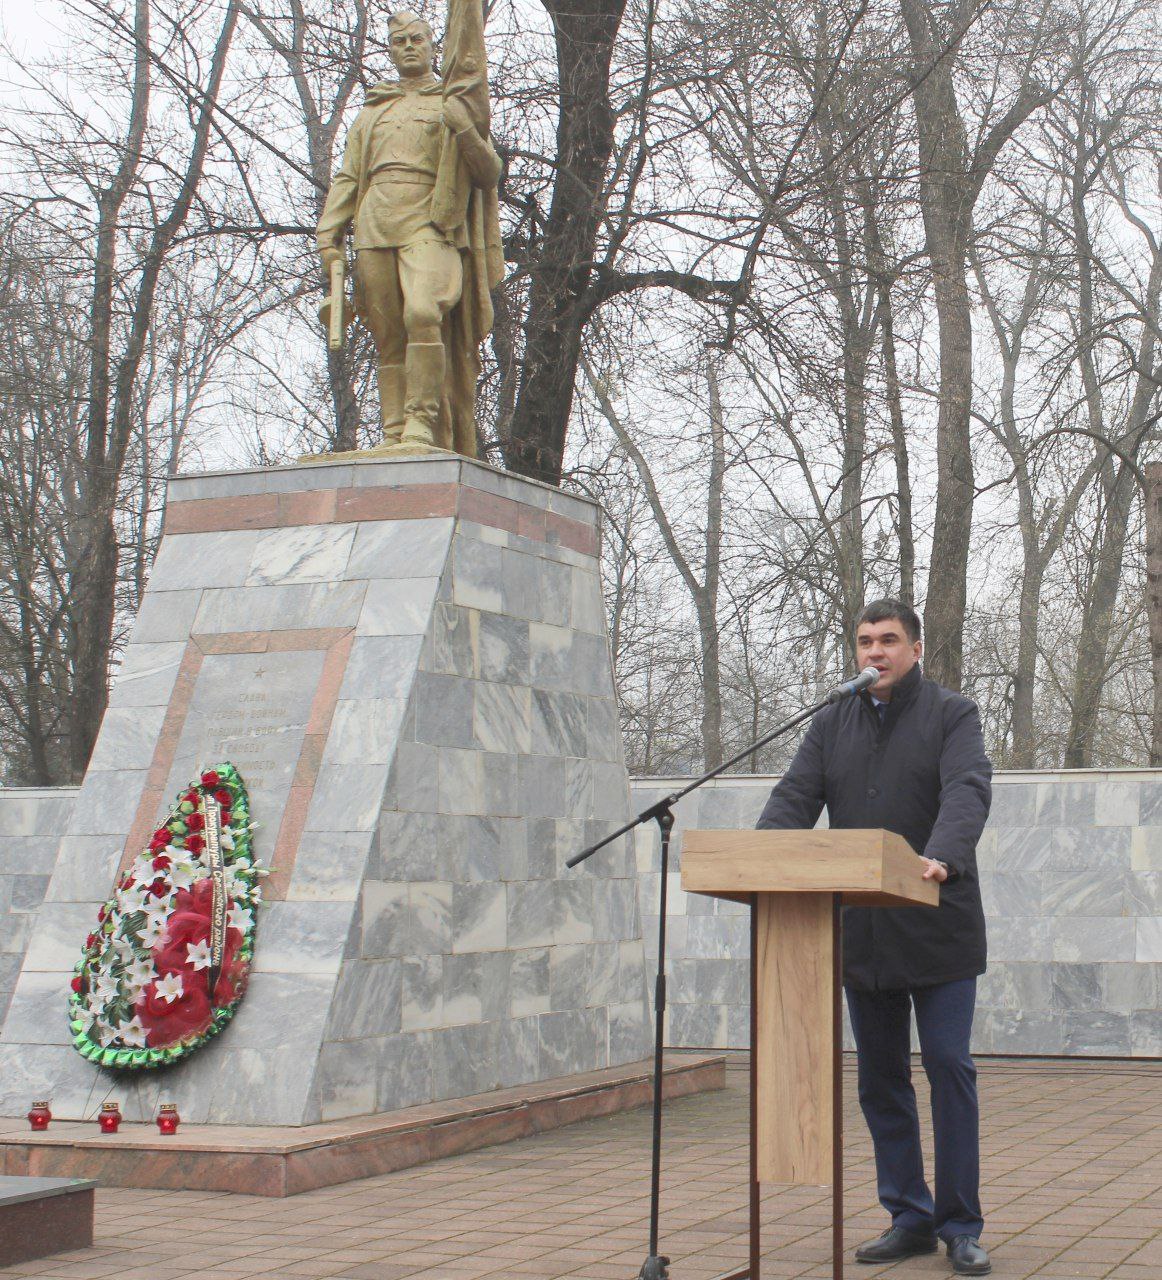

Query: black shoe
(947, 1236), (991, 1275)
(855, 1226), (939, 1263)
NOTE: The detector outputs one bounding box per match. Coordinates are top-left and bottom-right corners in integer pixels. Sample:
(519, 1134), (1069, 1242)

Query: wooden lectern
(680, 829), (939, 1280)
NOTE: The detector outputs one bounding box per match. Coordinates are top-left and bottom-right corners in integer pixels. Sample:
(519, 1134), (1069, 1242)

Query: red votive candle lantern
(156, 1103), (180, 1135)
(98, 1102), (122, 1133)
(27, 1101), (52, 1131)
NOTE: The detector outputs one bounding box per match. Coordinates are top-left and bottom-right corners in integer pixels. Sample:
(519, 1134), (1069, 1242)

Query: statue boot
(401, 342), (445, 448)
(377, 363), (406, 446)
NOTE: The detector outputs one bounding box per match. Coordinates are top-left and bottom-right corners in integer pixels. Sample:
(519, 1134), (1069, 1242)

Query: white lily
(167, 859), (199, 890)
(228, 904), (254, 933)
(117, 1016), (148, 1048)
(117, 884), (150, 914)
(186, 939), (213, 971)
(154, 973), (184, 1004)
(94, 1018), (118, 1047)
(141, 914), (168, 945)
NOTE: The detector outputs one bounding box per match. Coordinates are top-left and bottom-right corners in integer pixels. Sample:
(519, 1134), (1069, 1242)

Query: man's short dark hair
(856, 598), (921, 644)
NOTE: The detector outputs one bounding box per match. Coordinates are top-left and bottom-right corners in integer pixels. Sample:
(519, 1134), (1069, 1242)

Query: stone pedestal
(0, 458), (650, 1125)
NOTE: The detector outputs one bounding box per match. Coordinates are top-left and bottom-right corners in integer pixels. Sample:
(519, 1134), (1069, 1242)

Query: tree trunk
(71, 0), (151, 779)
(502, 0), (627, 485)
(1147, 464), (1162, 765)
(878, 281), (915, 602)
(700, 354), (726, 769)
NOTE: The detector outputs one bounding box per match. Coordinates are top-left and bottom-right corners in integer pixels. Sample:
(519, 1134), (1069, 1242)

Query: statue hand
(442, 97), (475, 134)
(319, 247), (344, 273)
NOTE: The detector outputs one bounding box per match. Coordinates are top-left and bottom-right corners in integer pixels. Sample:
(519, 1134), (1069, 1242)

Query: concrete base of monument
(0, 1053), (723, 1198)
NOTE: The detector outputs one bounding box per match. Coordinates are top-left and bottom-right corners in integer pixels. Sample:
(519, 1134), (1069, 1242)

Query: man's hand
(920, 857), (949, 883)
(442, 96), (475, 134)
(319, 247), (344, 273)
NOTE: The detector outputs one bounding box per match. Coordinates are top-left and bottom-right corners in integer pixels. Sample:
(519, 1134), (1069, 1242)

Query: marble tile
(148, 529), (261, 589)
(1041, 871), (1125, 917)
(292, 828), (378, 900)
(509, 947), (550, 1017)
(1096, 781), (1139, 827)
(251, 901), (353, 974)
(401, 954), (443, 1030)
(337, 634), (425, 703)
(423, 601), (478, 676)
(358, 575), (441, 638)
(452, 882), (506, 952)
(477, 613), (529, 685)
(345, 518), (454, 581)
(247, 523), (356, 586)
(106, 641), (187, 709)
(129, 588), (203, 643)
(375, 1031), (435, 1111)
(325, 958), (402, 1039)
(325, 698), (408, 765)
(452, 538), (504, 612)
(438, 748), (481, 816)
(304, 764), (389, 832)
(473, 682), (532, 755)
(1136, 916), (1162, 962)
(1051, 916), (1133, 962)
(194, 581), (365, 633)
(414, 672), (475, 748)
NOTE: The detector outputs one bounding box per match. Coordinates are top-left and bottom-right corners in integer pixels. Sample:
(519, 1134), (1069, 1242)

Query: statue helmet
(388, 10), (435, 41)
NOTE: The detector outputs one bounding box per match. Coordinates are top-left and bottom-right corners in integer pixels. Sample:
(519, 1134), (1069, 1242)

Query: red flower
(186, 812), (205, 832)
(153, 826), (172, 843)
(149, 877), (168, 897)
(70, 975), (83, 993)
(97, 906), (106, 923)
(152, 855), (171, 871)
(186, 834), (205, 854)
(201, 770), (221, 789)
(135, 978), (212, 1047)
(214, 788), (233, 807)
(85, 933), (97, 950)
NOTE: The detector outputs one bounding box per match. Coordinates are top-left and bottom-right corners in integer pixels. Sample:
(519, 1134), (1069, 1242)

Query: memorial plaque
(161, 649), (326, 849)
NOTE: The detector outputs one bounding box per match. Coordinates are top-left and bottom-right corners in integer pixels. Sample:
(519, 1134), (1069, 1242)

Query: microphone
(826, 667), (879, 703)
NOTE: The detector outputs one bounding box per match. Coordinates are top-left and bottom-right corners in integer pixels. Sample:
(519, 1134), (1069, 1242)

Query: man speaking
(757, 599), (992, 1276)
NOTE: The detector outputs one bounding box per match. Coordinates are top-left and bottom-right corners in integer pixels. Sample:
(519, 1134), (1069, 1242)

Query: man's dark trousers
(846, 978), (983, 1242)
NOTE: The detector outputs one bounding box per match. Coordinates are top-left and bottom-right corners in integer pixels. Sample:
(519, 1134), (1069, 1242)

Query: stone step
(0, 1052), (722, 1197)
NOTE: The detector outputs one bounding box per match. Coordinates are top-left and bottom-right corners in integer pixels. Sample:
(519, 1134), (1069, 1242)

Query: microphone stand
(568, 676), (871, 1280)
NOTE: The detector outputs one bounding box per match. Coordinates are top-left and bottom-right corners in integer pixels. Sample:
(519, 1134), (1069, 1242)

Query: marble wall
(630, 771), (1162, 1057)
(0, 789), (78, 1028)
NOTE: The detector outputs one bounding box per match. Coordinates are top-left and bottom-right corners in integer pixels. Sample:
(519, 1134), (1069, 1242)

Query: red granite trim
(116, 628), (354, 899)
(196, 631), (270, 655)
(336, 483), (458, 523)
(0, 1055), (725, 1197)
(265, 630), (354, 899)
(120, 641), (206, 875)
(278, 488), (338, 526)
(163, 493), (279, 535)
(547, 511), (599, 557)
(458, 485), (520, 533)
(160, 478), (599, 557)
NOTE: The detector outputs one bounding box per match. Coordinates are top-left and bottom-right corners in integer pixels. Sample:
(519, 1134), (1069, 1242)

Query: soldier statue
(317, 6), (503, 458)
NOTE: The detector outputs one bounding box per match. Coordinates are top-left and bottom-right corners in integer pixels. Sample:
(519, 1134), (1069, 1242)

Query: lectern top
(680, 828), (939, 907)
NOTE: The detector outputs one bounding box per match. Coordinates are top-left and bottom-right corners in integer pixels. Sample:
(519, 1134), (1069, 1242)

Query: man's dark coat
(756, 663), (991, 990)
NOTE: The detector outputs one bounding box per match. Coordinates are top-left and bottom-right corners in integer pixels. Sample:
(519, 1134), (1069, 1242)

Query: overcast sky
(0, 0), (68, 58)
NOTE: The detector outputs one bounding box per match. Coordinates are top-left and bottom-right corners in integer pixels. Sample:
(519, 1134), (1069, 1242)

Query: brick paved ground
(2, 1057), (1159, 1280)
